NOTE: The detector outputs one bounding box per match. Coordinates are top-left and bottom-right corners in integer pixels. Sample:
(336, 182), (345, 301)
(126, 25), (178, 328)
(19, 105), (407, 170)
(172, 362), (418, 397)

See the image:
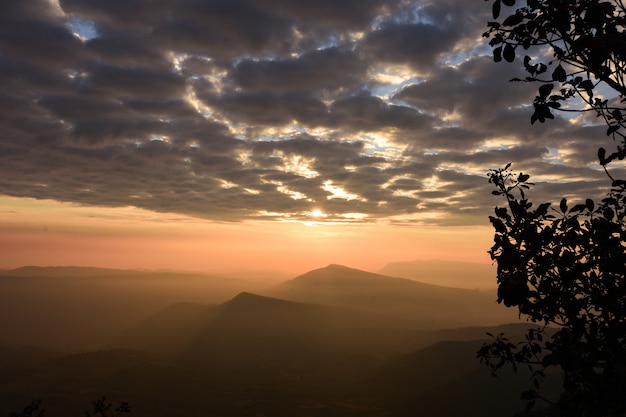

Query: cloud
(0, 0), (614, 226)
(230, 47), (366, 94)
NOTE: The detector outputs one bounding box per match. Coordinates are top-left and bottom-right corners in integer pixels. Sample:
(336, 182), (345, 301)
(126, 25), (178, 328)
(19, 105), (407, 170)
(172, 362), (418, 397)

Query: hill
(0, 267), (269, 349)
(0, 331), (554, 417)
(351, 339), (561, 417)
(0, 266), (142, 278)
(112, 302), (220, 354)
(182, 292), (430, 369)
(0, 264), (541, 416)
(264, 264), (519, 329)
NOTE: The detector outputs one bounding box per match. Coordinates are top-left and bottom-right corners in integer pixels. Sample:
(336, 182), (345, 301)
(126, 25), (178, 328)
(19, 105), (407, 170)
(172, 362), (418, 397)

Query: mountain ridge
(264, 264), (519, 329)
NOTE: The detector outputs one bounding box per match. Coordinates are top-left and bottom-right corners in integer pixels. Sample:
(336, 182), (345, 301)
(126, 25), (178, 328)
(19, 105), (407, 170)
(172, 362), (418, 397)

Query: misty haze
(0, 263), (559, 417)
(4, 0), (619, 415)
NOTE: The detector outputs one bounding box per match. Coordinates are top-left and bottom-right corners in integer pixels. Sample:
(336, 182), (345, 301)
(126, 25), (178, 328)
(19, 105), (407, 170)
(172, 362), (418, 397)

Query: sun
(310, 209), (325, 218)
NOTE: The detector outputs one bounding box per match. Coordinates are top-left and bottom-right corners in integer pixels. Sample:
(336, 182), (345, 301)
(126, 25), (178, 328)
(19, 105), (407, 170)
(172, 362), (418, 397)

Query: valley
(0, 263), (557, 417)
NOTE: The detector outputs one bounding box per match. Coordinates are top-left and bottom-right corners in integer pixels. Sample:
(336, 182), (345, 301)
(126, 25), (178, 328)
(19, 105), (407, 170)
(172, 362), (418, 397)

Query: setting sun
(310, 209), (325, 218)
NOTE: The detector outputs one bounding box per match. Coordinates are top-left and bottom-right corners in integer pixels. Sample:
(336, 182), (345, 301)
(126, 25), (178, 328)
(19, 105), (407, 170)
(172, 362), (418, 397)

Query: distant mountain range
(0, 263), (549, 417)
(0, 266), (268, 349)
(264, 264), (518, 329)
(0, 263), (516, 348)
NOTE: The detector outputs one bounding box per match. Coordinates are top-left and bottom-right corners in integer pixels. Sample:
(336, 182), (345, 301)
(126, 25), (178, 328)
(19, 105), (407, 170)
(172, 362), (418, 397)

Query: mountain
(0, 267), (269, 349)
(112, 302), (220, 354)
(115, 294), (537, 362)
(183, 292), (428, 370)
(264, 264), (519, 329)
(0, 330), (558, 417)
(0, 266), (142, 278)
(352, 339), (561, 417)
(0, 284), (551, 417)
(0, 265), (291, 285)
(378, 259), (497, 291)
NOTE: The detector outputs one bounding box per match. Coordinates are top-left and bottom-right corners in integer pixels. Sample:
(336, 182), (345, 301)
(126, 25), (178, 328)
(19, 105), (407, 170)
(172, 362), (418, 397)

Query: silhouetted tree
(9, 400), (44, 417)
(478, 1), (626, 416)
(9, 398), (130, 417)
(479, 165), (626, 415)
(484, 0), (626, 165)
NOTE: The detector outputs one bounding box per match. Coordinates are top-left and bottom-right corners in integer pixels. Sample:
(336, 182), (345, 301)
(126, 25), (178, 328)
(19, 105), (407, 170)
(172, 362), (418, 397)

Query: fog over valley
(0, 262), (557, 417)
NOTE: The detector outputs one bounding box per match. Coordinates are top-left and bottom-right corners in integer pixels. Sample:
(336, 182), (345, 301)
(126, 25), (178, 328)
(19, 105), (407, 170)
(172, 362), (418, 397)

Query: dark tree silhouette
(478, 1), (626, 416)
(478, 165), (626, 415)
(484, 0), (626, 165)
(9, 398), (130, 417)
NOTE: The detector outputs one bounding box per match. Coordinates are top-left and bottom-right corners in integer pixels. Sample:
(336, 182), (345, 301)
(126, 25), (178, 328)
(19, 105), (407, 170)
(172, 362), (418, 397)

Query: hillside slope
(265, 264), (518, 329)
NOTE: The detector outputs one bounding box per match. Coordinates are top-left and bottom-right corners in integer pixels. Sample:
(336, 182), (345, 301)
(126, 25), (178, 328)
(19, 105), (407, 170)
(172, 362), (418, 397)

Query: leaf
(518, 173), (530, 182)
(531, 103), (553, 124)
(579, 79), (594, 98)
(535, 202), (551, 216)
(612, 109), (623, 121)
(503, 12), (523, 26)
(538, 83), (554, 100)
(537, 103), (554, 119)
(503, 44), (515, 62)
(490, 216), (508, 233)
(560, 197), (568, 213)
(502, 0), (515, 5)
(495, 207), (508, 218)
(551, 64), (567, 82)
(585, 198), (595, 211)
(607, 125), (620, 135)
(492, 0), (502, 19)
(598, 147), (607, 164)
(493, 45), (503, 62)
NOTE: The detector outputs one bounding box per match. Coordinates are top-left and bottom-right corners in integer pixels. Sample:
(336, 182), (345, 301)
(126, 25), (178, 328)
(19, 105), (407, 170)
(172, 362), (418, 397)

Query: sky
(0, 0), (621, 275)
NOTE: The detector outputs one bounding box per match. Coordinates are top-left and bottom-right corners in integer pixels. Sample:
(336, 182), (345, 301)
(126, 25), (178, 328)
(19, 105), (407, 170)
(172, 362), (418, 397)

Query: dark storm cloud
(231, 47), (365, 94)
(364, 22), (460, 71)
(254, 0), (400, 29)
(0, 5), (86, 68)
(395, 56), (533, 126)
(85, 30), (170, 68)
(362, 0), (487, 72)
(249, 136), (365, 159)
(84, 63), (186, 99)
(209, 91), (328, 126)
(0, 0), (610, 225)
(329, 93), (434, 132)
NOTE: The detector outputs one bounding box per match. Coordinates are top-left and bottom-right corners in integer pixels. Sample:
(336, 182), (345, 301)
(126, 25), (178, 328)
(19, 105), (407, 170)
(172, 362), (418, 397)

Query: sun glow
(310, 209), (325, 218)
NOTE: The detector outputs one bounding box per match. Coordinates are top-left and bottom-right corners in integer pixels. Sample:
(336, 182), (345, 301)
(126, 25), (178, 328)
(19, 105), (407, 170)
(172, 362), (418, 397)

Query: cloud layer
(0, 0), (618, 225)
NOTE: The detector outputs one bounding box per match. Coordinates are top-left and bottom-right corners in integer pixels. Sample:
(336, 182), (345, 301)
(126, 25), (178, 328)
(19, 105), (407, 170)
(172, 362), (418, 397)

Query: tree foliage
(479, 1), (626, 415)
(483, 0), (626, 165)
(478, 165), (626, 415)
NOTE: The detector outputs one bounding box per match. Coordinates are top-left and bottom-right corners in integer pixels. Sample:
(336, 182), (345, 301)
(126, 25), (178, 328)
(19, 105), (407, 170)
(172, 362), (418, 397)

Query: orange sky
(0, 196), (493, 275)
